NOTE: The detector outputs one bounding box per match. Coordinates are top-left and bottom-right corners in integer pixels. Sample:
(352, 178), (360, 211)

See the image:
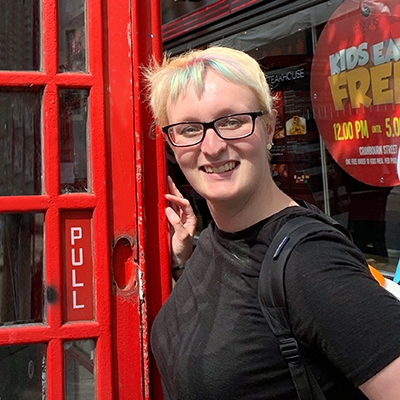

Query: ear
(266, 109), (277, 143)
(158, 125), (171, 146)
(165, 143), (178, 163)
(161, 130), (169, 143)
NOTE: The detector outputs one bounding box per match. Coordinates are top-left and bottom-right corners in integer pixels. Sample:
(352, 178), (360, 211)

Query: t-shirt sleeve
(285, 229), (400, 387)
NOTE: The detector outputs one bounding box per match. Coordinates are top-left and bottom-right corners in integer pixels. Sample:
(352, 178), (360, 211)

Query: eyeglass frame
(161, 110), (266, 147)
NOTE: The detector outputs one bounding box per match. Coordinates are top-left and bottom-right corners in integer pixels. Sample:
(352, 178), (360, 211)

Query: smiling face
(167, 70), (275, 214)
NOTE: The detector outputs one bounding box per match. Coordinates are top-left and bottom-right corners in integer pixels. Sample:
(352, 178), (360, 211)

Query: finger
(165, 194), (191, 210)
(165, 206), (181, 227)
(166, 195), (181, 215)
(167, 195), (196, 222)
(166, 207), (193, 239)
(167, 176), (184, 198)
(166, 197), (196, 227)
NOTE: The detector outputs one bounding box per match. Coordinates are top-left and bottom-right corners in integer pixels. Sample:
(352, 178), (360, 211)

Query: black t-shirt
(150, 205), (400, 399)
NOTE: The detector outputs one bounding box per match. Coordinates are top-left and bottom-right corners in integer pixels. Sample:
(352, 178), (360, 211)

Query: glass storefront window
(162, 0), (218, 24)
(165, 0), (400, 276)
(255, 9), (399, 274)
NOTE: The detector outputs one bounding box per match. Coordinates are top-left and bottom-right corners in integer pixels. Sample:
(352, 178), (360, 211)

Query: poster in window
(311, 0), (400, 187)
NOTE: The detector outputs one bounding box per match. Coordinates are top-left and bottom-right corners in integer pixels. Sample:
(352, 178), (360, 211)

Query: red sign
(62, 211), (94, 321)
(311, 0), (400, 187)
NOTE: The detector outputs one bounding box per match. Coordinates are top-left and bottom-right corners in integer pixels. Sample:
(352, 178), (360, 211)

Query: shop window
(166, 0), (400, 276)
(162, 0), (218, 24)
(230, 0), (399, 275)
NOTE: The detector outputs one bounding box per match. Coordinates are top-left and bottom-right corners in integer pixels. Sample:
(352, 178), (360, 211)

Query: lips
(202, 161), (237, 174)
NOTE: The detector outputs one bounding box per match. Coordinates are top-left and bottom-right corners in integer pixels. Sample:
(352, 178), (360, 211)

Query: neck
(208, 182), (298, 233)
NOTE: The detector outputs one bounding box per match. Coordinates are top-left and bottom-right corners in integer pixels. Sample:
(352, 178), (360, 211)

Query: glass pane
(0, 89), (42, 196)
(0, 0), (40, 71)
(328, 159), (400, 274)
(59, 89), (89, 193)
(207, 0), (400, 276)
(162, 0), (218, 24)
(58, 0), (87, 72)
(0, 213), (44, 325)
(0, 343), (46, 399)
(64, 339), (95, 400)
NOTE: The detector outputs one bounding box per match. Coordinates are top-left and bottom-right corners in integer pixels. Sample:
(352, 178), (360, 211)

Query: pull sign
(62, 211), (94, 322)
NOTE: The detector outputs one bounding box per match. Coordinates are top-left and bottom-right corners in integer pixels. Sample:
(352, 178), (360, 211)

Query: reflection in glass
(64, 339), (95, 400)
(162, 0), (217, 24)
(59, 89), (89, 193)
(0, 0), (40, 71)
(0, 89), (42, 196)
(0, 343), (46, 399)
(58, 0), (87, 72)
(0, 213), (44, 325)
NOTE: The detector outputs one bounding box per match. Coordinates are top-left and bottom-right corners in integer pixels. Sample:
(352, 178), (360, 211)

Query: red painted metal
(130, 1), (169, 398)
(0, 0), (113, 397)
(103, 0), (166, 398)
(0, 0), (165, 398)
(103, 0), (142, 396)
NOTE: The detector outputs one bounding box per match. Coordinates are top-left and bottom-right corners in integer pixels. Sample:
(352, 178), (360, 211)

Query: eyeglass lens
(168, 113), (255, 146)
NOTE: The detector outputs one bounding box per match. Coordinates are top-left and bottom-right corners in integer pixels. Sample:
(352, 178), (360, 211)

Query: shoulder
(283, 218), (370, 312)
(266, 202), (350, 241)
(284, 226), (400, 387)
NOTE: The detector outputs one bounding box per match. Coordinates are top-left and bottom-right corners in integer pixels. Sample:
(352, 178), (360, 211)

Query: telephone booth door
(0, 0), (167, 399)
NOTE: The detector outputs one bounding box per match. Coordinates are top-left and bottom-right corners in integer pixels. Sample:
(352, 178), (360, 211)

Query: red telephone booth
(0, 0), (169, 398)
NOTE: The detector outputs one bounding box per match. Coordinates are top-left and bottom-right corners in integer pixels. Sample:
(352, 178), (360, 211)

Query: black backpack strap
(258, 216), (343, 400)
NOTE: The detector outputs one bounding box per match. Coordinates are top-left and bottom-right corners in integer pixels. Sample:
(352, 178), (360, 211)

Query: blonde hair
(144, 46), (274, 128)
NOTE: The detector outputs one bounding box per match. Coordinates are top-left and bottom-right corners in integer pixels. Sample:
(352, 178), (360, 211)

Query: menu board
(264, 56), (323, 203)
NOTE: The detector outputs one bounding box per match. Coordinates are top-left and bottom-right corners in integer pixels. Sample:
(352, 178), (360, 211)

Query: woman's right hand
(165, 176), (197, 270)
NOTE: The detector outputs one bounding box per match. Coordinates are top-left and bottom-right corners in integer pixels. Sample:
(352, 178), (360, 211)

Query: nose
(200, 126), (227, 157)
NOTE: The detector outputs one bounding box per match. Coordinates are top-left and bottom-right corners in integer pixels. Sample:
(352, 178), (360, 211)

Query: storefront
(161, 0), (400, 278)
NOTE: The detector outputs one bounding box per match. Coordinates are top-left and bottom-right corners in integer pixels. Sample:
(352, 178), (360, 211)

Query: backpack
(257, 215), (400, 400)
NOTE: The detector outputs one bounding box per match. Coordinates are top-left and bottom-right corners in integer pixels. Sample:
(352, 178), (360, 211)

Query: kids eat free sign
(311, 0), (400, 187)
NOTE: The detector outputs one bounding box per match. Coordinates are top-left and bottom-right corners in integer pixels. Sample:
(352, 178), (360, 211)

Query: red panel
(103, 0), (156, 398)
(102, 13), (141, 400)
(61, 211), (94, 322)
(103, 0), (167, 397)
(131, 0), (168, 397)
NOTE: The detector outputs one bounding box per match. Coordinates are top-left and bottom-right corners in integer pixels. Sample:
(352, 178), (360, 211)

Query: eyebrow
(171, 109), (253, 123)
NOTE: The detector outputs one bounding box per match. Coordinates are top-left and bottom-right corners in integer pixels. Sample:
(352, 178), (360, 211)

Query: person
(144, 46), (400, 399)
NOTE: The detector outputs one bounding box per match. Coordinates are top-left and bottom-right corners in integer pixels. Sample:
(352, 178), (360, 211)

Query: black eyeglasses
(162, 111), (266, 147)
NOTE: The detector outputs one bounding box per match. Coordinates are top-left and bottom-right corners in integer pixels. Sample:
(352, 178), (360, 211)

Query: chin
(202, 189), (238, 204)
